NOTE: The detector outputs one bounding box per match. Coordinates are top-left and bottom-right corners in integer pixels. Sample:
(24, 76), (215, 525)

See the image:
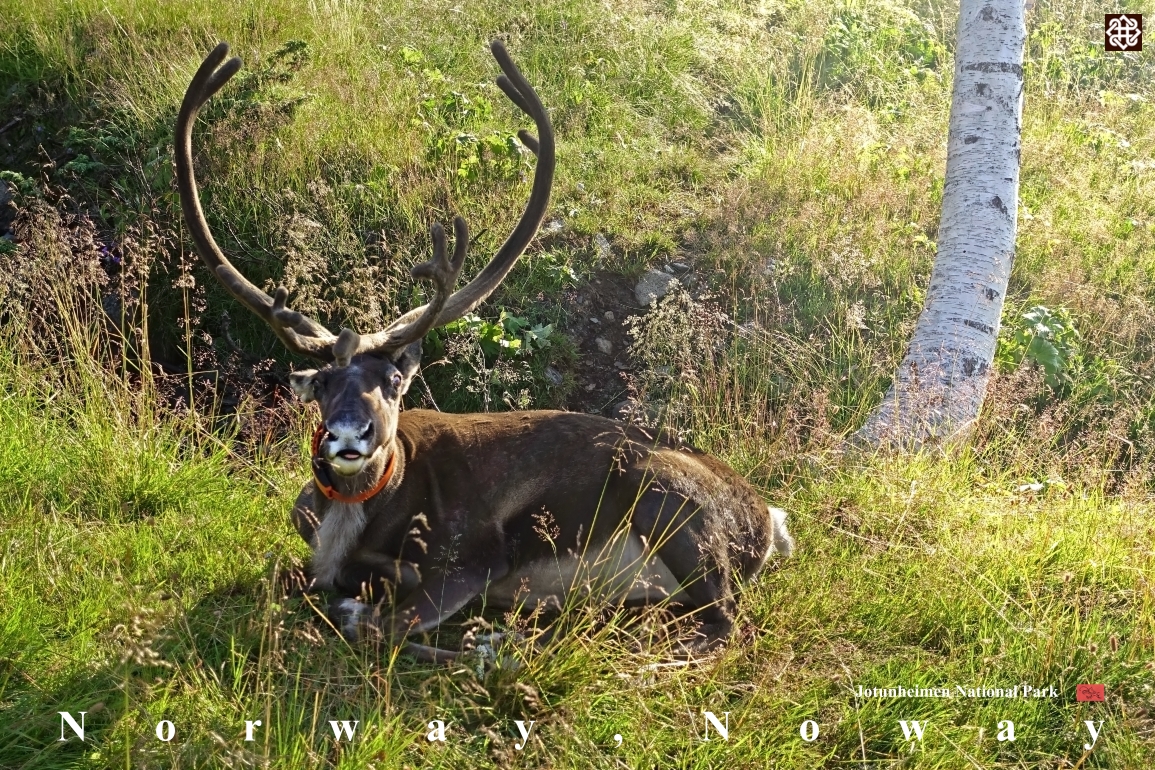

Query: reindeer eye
(391, 373), (403, 389)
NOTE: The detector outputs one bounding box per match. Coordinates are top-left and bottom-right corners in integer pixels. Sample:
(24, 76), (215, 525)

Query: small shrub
(626, 286), (728, 383)
(624, 286), (730, 434)
(0, 190), (108, 354)
(996, 305), (1082, 391)
(431, 310), (553, 361)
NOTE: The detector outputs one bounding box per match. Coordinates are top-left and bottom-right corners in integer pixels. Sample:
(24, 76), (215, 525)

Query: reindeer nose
(324, 418), (374, 444)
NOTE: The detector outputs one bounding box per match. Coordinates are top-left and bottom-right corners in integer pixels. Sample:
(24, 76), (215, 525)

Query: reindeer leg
(388, 566), (501, 637)
(631, 489), (736, 653)
(289, 482), (320, 545)
(337, 563), (509, 663)
(333, 555), (420, 606)
(326, 599), (462, 666)
(279, 483), (321, 596)
(324, 557), (422, 639)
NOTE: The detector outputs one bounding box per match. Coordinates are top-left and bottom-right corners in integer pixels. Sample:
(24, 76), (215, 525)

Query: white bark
(855, 0), (1026, 449)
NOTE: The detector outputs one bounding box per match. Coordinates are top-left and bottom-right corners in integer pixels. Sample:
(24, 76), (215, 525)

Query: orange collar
(311, 424), (396, 504)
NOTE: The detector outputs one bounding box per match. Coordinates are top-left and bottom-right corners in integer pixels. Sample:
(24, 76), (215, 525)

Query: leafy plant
(432, 310), (552, 361)
(0, 170), (36, 196)
(507, 250), (584, 298)
(542, 257), (580, 288)
(421, 309), (558, 413)
(447, 131), (527, 184)
(60, 153), (106, 177)
(996, 305), (1082, 390)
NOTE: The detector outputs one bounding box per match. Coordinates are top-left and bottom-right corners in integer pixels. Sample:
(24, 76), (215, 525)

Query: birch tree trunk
(854, 0), (1027, 449)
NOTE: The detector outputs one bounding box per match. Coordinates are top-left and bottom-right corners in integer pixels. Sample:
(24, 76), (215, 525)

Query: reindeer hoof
(671, 623), (729, 659)
(463, 631), (525, 675)
(329, 597), (372, 641)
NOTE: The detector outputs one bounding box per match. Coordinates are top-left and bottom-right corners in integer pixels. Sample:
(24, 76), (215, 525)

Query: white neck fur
(311, 501), (367, 589)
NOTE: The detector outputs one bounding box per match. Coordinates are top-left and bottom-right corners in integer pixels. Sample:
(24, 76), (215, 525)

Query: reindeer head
(288, 345), (419, 476)
(175, 40), (554, 484)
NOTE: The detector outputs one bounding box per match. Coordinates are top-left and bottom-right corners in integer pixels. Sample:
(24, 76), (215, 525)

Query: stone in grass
(593, 233), (612, 261)
(594, 337), (613, 355)
(634, 269), (680, 306)
(543, 366), (564, 386)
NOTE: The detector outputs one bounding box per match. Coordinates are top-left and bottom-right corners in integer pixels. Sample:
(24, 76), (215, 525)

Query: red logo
(1076, 684), (1105, 702)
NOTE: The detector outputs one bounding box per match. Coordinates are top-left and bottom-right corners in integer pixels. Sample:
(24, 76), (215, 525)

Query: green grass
(1, 0), (1154, 767)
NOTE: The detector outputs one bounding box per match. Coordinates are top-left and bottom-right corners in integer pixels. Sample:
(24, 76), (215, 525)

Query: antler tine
(495, 73), (533, 116)
(495, 70), (541, 154)
(516, 129), (540, 155)
(175, 42), (338, 362)
(372, 39), (555, 346)
(355, 217), (468, 355)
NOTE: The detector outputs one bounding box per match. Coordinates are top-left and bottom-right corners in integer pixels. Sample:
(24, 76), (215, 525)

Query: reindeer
(176, 40), (793, 663)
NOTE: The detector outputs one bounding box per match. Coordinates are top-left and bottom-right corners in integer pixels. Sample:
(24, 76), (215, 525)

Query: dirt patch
(560, 270), (645, 416)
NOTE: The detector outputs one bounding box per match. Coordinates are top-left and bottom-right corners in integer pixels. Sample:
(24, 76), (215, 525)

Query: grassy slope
(1, 0), (1154, 767)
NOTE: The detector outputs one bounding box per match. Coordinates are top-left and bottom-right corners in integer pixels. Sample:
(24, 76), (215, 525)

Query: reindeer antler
(175, 43), (340, 360)
(360, 40), (556, 355)
(175, 39), (554, 364)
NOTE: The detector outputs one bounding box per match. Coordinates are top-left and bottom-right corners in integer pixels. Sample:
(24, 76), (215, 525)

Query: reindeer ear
(289, 369), (319, 402)
(390, 340), (422, 396)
